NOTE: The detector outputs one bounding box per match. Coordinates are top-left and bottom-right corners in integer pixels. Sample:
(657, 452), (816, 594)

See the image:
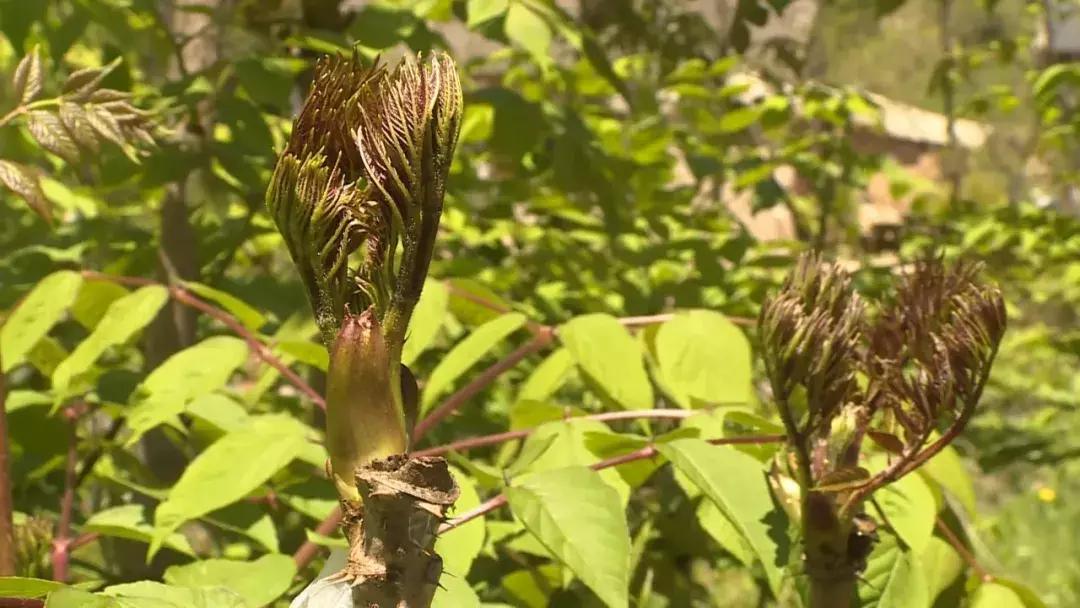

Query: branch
(51, 408), (79, 583)
(412, 330), (555, 442)
(0, 599), (44, 608)
(0, 351), (15, 575)
(81, 271), (326, 410)
(292, 507), (344, 571)
(619, 312), (755, 328)
(936, 516), (992, 583)
(438, 434), (784, 533)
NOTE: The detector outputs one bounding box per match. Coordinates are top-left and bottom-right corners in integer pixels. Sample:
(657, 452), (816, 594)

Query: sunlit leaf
(506, 466), (630, 608)
(421, 312), (528, 412)
(164, 554), (296, 607)
(560, 314), (653, 410)
(1, 270), (82, 371)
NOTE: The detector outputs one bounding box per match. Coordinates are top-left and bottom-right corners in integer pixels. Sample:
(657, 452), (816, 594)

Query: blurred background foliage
(2, 0), (1080, 606)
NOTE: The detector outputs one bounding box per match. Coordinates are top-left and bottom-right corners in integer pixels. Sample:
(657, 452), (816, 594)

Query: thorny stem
(0, 352), (16, 576)
(81, 271), (326, 409)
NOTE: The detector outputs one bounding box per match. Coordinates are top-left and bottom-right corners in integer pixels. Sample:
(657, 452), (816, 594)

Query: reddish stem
(81, 271), (326, 410)
(51, 411), (79, 583)
(618, 312), (755, 328)
(412, 331), (554, 442)
(935, 516), (992, 583)
(292, 507), (344, 570)
(439, 434), (784, 533)
(0, 599), (44, 608)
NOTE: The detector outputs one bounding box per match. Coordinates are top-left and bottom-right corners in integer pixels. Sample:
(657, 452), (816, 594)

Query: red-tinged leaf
(0, 159), (50, 223)
(813, 466), (871, 492)
(868, 430), (906, 455)
(27, 110), (80, 163)
(12, 46), (43, 104)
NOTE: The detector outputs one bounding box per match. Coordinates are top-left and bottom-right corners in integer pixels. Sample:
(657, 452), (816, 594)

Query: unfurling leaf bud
(326, 310), (406, 503)
(268, 52), (463, 502)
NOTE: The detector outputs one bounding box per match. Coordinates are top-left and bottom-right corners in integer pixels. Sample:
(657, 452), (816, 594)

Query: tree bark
(338, 456), (459, 607)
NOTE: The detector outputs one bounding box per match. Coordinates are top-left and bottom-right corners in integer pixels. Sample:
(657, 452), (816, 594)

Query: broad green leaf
(103, 581), (248, 608)
(920, 445), (976, 516)
(151, 414), (310, 556)
(304, 528), (348, 548)
(0, 576), (63, 598)
(275, 340), (329, 371)
(70, 280), (128, 329)
(670, 465), (754, 566)
(919, 536), (962, 603)
(432, 575), (481, 608)
(446, 278), (512, 326)
(658, 439), (787, 595)
(46, 588), (119, 608)
(517, 347), (572, 404)
(512, 419), (631, 503)
(204, 491), (282, 554)
(1, 270), (83, 371)
(279, 478), (338, 521)
(875, 472), (936, 554)
(994, 579), (1049, 608)
(53, 285), (169, 395)
(468, 0), (508, 27)
(505, 2), (552, 64)
(506, 467), (630, 608)
(652, 310), (752, 408)
(421, 312), (528, 412)
(858, 532), (928, 608)
(126, 336), (249, 445)
(164, 554), (296, 607)
(717, 107), (763, 133)
(403, 279), (449, 365)
(970, 583), (1027, 608)
(436, 466), (485, 577)
(560, 314), (654, 410)
(185, 394), (251, 432)
(182, 281), (267, 331)
(83, 505), (195, 556)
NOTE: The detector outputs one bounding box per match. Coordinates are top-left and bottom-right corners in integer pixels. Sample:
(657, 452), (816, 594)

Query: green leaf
(103, 581), (248, 608)
(560, 314), (654, 410)
(993, 579), (1049, 608)
(182, 282), (267, 331)
(506, 467), (630, 608)
(275, 340), (329, 371)
(467, 0), (508, 27)
(432, 575), (481, 608)
(164, 554), (296, 607)
(920, 445), (976, 516)
(52, 285), (169, 396)
(651, 310), (752, 408)
(0, 577), (63, 598)
(875, 472), (936, 554)
(858, 532), (928, 608)
(517, 347), (572, 404)
(919, 536), (962, 604)
(70, 280), (128, 329)
(505, 2), (552, 64)
(1, 270), (83, 371)
(185, 394), (251, 432)
(46, 588), (120, 608)
(436, 466), (485, 577)
(658, 438), (787, 595)
(421, 312), (528, 412)
(126, 336), (249, 445)
(151, 414), (310, 556)
(511, 419), (631, 503)
(83, 505), (196, 556)
(279, 478), (338, 522)
(970, 583), (1027, 608)
(717, 107), (763, 133)
(670, 467), (755, 566)
(403, 279), (449, 365)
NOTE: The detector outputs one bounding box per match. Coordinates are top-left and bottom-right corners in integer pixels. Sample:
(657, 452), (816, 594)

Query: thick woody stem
(802, 492), (856, 608)
(338, 455), (459, 607)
